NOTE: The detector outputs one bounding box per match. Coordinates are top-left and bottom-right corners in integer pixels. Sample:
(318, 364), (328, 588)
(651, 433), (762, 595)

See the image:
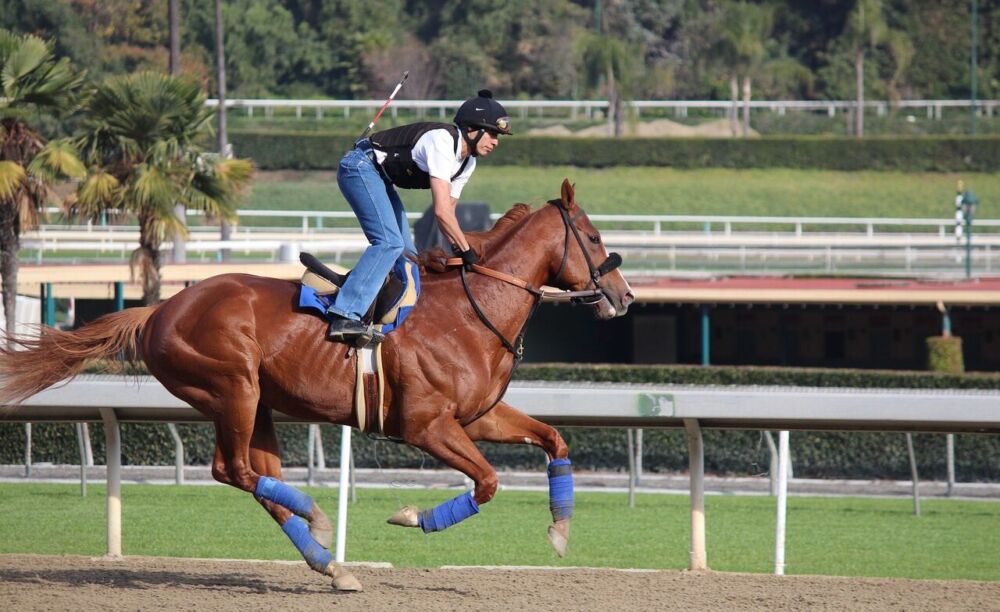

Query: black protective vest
(369, 122), (469, 189)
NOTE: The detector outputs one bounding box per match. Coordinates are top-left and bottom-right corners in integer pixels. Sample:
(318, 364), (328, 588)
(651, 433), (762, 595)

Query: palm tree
(581, 34), (635, 137)
(0, 29), (86, 338)
(845, 0), (888, 137)
(716, 2), (774, 137)
(73, 72), (253, 304)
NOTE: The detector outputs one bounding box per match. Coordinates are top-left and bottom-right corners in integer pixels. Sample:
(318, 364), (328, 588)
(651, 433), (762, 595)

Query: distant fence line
(205, 98), (1000, 121)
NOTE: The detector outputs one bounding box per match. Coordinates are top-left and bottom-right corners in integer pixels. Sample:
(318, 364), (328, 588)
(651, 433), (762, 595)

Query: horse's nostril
(623, 291), (635, 306)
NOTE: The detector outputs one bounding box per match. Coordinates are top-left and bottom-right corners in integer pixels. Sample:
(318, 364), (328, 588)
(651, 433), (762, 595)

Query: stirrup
(327, 319), (385, 348)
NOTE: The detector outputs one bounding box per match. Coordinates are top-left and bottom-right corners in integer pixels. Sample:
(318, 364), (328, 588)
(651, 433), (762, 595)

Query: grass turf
(246, 167), (1000, 220)
(1, 483), (997, 581)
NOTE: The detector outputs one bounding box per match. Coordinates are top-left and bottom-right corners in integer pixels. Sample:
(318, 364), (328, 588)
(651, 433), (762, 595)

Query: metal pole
(100, 407), (122, 557)
(349, 444), (357, 503)
(315, 425), (326, 470)
(971, 0), (978, 135)
(307, 424), (316, 487)
(76, 423), (88, 497)
(946, 434), (956, 497)
(764, 431), (779, 496)
(906, 433), (921, 516)
(166, 424), (184, 485)
(965, 207), (973, 279)
(700, 305), (711, 366)
(335, 425), (351, 562)
(683, 419), (707, 571)
(626, 429), (636, 508)
(114, 282), (124, 312)
(24, 423), (31, 478)
(635, 428), (643, 486)
(774, 431), (790, 575)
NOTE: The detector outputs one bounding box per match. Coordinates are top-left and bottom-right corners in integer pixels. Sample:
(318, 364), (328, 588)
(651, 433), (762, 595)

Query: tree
(716, 1), (775, 137)
(0, 29), (86, 338)
(845, 0), (888, 137)
(72, 72), (252, 304)
(581, 34), (636, 136)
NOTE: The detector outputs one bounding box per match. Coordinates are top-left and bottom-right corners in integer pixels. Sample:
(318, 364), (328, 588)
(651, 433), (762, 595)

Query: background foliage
(0, 0), (996, 102)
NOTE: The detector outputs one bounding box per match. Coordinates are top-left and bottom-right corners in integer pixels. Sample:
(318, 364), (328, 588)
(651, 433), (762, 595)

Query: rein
(442, 201), (622, 426)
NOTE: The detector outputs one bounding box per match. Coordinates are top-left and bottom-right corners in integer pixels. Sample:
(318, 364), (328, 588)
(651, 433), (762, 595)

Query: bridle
(444, 200), (623, 425)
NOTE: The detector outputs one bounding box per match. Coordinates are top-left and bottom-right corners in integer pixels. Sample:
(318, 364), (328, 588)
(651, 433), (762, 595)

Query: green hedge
(2, 364), (997, 481)
(231, 130), (1000, 172)
(927, 336), (965, 374)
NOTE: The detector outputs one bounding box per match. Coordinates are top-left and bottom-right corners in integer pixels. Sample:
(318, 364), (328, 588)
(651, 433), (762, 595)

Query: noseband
(444, 200), (622, 426)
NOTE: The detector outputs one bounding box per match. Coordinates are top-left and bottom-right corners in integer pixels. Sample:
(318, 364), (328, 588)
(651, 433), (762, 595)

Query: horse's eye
(588, 234), (601, 244)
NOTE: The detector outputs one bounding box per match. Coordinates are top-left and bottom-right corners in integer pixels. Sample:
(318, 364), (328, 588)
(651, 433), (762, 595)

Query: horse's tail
(0, 305), (158, 405)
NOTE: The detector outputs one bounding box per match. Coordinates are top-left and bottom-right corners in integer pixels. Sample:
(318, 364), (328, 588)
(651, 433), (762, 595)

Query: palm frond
(0, 160), (26, 200)
(26, 139), (86, 182)
(1, 34), (48, 93)
(74, 171), (121, 221)
(130, 164), (181, 217)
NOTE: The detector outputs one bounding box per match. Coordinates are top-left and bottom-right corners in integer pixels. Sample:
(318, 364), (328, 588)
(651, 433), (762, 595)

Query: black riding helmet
(454, 89), (512, 156)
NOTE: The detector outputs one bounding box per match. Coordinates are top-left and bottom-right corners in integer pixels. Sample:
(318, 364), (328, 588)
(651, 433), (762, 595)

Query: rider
(326, 89), (513, 345)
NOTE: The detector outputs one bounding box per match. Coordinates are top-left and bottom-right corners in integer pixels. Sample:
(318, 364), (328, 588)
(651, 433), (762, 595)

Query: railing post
(335, 425), (351, 563)
(100, 407), (122, 557)
(167, 424), (184, 485)
(774, 430), (790, 575)
(683, 419), (707, 571)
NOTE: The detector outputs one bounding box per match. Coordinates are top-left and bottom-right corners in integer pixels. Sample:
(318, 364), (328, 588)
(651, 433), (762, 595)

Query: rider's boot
(327, 314), (385, 348)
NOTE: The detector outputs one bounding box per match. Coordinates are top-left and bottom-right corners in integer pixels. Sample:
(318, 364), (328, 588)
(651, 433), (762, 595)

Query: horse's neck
(484, 210), (557, 290)
(456, 211), (558, 340)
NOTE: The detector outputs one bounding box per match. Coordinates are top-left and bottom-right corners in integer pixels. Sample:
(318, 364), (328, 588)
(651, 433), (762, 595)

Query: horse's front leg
(387, 415), (499, 533)
(462, 401), (574, 557)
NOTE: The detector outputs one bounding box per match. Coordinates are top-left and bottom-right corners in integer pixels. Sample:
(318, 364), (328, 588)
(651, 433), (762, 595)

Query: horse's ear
(559, 179), (576, 210)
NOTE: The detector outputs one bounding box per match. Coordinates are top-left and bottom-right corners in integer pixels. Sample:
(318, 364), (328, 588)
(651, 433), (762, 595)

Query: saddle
(298, 252), (420, 333)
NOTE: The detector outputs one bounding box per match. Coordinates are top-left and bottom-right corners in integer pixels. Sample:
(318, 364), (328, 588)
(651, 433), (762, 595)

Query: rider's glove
(454, 245), (480, 270)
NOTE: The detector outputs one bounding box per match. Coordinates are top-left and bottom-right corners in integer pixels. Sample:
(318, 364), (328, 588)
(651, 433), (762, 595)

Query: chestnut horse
(0, 180), (633, 591)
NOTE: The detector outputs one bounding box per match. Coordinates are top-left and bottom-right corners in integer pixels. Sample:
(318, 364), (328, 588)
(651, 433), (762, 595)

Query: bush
(230, 130), (1000, 172)
(927, 336), (965, 374)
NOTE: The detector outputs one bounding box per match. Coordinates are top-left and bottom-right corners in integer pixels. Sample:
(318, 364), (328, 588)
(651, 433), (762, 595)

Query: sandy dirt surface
(1, 554), (998, 612)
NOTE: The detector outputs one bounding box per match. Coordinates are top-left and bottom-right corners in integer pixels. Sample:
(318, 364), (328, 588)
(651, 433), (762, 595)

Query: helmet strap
(462, 128), (485, 157)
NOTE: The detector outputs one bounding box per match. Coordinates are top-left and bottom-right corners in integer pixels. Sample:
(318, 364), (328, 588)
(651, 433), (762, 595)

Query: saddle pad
(298, 258), (420, 334)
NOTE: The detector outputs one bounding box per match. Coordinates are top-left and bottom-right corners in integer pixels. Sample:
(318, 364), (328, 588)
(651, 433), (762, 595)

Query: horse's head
(545, 179), (634, 319)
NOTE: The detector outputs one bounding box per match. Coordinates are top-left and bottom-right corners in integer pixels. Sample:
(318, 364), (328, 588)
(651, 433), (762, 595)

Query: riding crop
(359, 71), (409, 139)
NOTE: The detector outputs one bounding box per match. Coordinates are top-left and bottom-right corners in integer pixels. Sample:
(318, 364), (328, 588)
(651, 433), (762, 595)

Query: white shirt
(374, 127), (476, 198)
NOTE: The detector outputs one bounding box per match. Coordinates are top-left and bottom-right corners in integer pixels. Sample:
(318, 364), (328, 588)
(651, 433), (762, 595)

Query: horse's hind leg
(462, 401), (574, 557)
(248, 405), (333, 549)
(248, 407), (361, 592)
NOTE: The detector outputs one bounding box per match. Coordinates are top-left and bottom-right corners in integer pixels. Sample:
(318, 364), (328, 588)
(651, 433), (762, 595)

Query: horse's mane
(416, 203), (535, 274)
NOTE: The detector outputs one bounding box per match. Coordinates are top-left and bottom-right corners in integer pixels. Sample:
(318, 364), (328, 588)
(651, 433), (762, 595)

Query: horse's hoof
(309, 505), (334, 549)
(547, 520), (571, 557)
(327, 564), (363, 592)
(387, 505), (420, 528)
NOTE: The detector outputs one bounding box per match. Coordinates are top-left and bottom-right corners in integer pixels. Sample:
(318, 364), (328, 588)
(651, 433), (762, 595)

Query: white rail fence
(204, 98), (1000, 121)
(25, 209), (1000, 276)
(3, 377), (998, 573)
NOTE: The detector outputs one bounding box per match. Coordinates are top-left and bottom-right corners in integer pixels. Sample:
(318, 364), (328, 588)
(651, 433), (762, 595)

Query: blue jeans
(328, 142), (416, 321)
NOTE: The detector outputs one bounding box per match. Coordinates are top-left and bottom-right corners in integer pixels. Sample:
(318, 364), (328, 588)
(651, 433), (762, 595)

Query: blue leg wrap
(418, 491), (480, 533)
(548, 458), (574, 521)
(256, 476), (314, 518)
(282, 515), (332, 573)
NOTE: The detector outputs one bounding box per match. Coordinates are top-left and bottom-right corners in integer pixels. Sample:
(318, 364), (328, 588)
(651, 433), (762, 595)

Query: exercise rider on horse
(326, 89), (513, 345)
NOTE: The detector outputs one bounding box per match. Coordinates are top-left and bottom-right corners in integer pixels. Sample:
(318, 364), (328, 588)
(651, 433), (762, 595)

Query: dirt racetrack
(2, 555), (999, 612)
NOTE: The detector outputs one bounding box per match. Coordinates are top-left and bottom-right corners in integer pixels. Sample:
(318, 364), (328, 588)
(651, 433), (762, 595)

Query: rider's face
(475, 130), (499, 157)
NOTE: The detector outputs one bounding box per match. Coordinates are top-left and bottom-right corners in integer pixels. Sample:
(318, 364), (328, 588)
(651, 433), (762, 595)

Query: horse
(0, 179), (633, 591)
